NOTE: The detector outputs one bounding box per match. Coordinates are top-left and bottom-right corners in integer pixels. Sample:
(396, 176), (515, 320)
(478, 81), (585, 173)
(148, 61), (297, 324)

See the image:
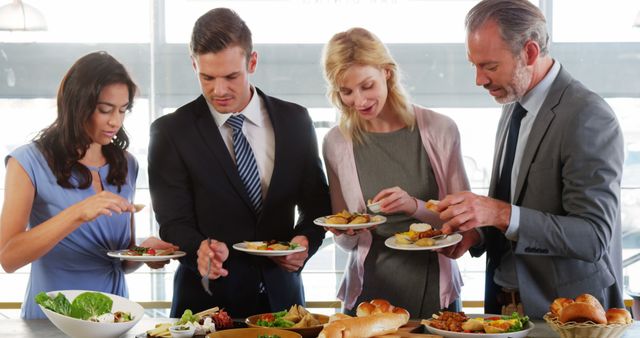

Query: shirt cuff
(504, 205), (520, 241)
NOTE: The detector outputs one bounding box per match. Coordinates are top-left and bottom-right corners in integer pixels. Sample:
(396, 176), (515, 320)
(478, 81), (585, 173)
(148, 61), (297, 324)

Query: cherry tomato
(147, 248), (156, 255)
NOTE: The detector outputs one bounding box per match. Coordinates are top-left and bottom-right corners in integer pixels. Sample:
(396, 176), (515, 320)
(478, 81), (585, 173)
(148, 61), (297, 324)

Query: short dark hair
(190, 7), (253, 60)
(35, 51), (137, 190)
(466, 0), (549, 56)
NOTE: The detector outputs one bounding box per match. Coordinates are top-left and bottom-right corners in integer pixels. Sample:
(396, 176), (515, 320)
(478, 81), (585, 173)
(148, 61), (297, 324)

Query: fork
(431, 232), (461, 241)
(201, 238), (213, 296)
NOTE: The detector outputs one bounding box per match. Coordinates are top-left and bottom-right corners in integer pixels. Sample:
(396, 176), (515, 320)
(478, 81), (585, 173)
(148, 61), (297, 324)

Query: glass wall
(0, 0), (639, 319)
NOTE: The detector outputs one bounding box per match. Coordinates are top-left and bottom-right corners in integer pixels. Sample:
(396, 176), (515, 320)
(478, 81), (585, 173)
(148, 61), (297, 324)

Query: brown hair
(190, 7), (253, 61)
(322, 27), (413, 144)
(35, 51), (136, 190)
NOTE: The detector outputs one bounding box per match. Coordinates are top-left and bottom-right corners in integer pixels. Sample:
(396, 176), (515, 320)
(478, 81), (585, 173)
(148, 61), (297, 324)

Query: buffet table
(0, 317), (638, 337)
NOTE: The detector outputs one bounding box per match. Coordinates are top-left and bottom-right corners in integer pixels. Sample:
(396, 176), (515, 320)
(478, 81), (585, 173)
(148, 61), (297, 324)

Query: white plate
(424, 314), (535, 338)
(232, 242), (306, 256)
(384, 233), (463, 251)
(313, 215), (387, 230)
(107, 250), (186, 261)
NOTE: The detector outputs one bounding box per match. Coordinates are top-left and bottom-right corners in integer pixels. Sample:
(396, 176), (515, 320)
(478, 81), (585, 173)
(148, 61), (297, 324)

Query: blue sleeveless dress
(7, 143), (138, 319)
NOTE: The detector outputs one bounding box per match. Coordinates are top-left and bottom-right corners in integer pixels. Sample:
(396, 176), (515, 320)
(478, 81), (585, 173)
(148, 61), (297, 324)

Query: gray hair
(466, 0), (549, 56)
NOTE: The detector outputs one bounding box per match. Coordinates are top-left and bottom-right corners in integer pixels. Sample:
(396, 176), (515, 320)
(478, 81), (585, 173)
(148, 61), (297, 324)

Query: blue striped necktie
(226, 114), (263, 213)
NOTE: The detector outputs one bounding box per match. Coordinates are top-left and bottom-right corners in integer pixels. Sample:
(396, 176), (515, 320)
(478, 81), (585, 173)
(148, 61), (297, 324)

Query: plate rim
(384, 233), (463, 251)
(423, 313), (535, 338)
(106, 249), (186, 261)
(313, 215), (387, 229)
(232, 242), (307, 256)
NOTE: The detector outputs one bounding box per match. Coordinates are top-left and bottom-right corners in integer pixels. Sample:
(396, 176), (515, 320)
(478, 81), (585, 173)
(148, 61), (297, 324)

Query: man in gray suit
(437, 0), (624, 319)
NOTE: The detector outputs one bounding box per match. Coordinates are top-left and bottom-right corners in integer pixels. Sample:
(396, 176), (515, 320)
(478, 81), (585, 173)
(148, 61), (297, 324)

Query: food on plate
(319, 299), (410, 338)
(125, 246), (176, 256)
(324, 210), (380, 225)
(254, 304), (321, 329)
(245, 240), (300, 251)
(425, 199), (440, 212)
(146, 307), (233, 337)
(605, 308), (633, 324)
(424, 311), (529, 333)
(394, 223), (442, 246)
(35, 291), (133, 323)
(133, 203), (146, 212)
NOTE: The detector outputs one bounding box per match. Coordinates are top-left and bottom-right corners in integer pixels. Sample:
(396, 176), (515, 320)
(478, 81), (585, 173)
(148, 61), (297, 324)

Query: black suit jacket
(148, 88), (330, 318)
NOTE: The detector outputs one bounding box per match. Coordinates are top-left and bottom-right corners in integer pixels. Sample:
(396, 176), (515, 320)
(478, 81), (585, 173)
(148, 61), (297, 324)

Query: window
(1, 0), (639, 319)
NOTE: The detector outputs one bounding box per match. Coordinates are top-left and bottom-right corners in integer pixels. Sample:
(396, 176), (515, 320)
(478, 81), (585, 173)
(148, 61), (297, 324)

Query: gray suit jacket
(474, 65), (625, 318)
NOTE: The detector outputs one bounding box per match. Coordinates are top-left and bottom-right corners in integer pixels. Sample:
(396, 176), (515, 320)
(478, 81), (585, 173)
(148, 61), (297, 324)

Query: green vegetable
(501, 312), (529, 332)
(256, 310), (294, 328)
(176, 309), (200, 325)
(35, 291), (113, 320)
(258, 335), (280, 338)
(35, 292), (72, 317)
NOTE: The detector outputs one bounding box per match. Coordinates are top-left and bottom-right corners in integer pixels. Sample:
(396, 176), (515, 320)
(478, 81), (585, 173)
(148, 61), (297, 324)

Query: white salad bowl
(38, 290), (144, 338)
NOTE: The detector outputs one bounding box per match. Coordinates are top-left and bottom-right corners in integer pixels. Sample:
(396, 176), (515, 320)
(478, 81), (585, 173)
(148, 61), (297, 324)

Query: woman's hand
(324, 226), (373, 236)
(138, 236), (179, 269)
(74, 191), (135, 222)
(371, 186), (417, 215)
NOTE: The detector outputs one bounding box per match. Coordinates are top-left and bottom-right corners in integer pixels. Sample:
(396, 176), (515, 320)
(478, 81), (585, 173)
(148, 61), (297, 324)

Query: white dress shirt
(208, 86), (275, 199)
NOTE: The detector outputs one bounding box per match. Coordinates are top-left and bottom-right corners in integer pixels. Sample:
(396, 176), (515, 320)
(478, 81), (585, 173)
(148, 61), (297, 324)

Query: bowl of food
(245, 305), (329, 338)
(169, 324), (196, 338)
(207, 327), (302, 338)
(36, 290), (144, 338)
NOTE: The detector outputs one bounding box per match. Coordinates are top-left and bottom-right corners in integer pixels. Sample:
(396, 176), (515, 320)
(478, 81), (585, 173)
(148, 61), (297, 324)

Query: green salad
(35, 291), (132, 322)
(256, 310), (295, 328)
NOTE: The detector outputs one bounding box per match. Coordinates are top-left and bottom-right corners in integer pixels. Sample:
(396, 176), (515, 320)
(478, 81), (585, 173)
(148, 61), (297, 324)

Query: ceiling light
(0, 0), (47, 31)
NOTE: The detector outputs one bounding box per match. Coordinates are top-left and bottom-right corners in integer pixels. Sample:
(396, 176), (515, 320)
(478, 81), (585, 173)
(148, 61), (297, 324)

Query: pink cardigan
(322, 105), (470, 310)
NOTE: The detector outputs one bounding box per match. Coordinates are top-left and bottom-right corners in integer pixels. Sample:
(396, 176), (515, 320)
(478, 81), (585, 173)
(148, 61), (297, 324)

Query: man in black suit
(148, 7), (330, 318)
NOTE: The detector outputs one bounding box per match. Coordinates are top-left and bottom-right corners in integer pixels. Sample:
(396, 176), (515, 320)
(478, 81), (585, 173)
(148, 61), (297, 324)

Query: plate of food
(245, 305), (328, 338)
(232, 240), (306, 256)
(314, 210), (386, 230)
(422, 312), (533, 338)
(107, 247), (185, 261)
(384, 223), (462, 251)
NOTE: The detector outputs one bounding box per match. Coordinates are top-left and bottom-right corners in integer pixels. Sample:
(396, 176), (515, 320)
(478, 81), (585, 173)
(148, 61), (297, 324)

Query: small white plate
(313, 215), (387, 230)
(384, 233), (463, 251)
(232, 242), (306, 256)
(423, 314), (535, 338)
(107, 250), (186, 261)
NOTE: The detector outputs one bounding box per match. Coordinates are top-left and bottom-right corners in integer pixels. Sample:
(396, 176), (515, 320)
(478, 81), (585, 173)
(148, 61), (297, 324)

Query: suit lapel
(513, 68), (571, 203)
(192, 96), (256, 211)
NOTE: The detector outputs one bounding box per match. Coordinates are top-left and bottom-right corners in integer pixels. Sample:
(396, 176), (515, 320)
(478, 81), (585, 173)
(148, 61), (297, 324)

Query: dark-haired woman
(0, 51), (177, 319)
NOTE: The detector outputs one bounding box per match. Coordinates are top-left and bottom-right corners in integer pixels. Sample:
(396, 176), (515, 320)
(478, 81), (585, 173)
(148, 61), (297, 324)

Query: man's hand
(438, 191), (512, 234)
(197, 238), (229, 279)
(437, 230), (480, 259)
(270, 235), (309, 272)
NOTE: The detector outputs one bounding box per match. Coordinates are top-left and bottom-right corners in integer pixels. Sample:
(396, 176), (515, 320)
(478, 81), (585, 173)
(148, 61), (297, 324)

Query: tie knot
(512, 102), (528, 121)
(226, 114), (246, 131)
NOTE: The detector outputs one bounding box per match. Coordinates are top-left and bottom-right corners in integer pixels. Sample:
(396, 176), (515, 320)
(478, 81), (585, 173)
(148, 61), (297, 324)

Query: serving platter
(384, 233), (463, 251)
(423, 314), (535, 338)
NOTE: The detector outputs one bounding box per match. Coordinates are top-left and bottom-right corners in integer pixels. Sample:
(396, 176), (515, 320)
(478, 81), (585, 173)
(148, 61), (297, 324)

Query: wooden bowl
(245, 313), (329, 338)
(207, 327), (301, 338)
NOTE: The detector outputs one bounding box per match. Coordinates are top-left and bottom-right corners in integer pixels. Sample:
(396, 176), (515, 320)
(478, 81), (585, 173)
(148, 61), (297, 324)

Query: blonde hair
(321, 27), (414, 144)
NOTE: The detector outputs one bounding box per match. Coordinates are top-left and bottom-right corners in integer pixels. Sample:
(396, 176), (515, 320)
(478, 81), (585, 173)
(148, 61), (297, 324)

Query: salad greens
(256, 310), (295, 328)
(176, 309), (200, 325)
(501, 312), (530, 332)
(35, 291), (116, 321)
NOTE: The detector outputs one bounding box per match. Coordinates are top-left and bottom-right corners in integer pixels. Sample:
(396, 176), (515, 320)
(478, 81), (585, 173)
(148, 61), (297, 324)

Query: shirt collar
(209, 86), (263, 128)
(519, 59), (561, 117)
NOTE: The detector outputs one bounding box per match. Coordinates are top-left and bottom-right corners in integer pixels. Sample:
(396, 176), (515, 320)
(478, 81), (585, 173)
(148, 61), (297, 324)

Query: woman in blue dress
(0, 51), (177, 319)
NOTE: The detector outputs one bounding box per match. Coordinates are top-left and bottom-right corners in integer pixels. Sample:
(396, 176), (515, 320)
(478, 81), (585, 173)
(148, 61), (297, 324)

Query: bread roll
(317, 312), (409, 338)
(605, 308), (633, 324)
(550, 297), (574, 316)
(574, 294), (606, 315)
(559, 302), (607, 324)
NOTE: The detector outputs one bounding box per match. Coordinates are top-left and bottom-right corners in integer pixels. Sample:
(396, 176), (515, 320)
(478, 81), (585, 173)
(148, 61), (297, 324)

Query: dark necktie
(226, 114), (263, 213)
(495, 103), (528, 202)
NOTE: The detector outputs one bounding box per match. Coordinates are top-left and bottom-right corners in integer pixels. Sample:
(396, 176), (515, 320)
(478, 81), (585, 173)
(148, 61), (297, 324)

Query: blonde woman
(321, 27), (469, 317)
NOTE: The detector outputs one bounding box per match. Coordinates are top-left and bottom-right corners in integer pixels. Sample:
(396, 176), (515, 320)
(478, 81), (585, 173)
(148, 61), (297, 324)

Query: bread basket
(544, 313), (632, 338)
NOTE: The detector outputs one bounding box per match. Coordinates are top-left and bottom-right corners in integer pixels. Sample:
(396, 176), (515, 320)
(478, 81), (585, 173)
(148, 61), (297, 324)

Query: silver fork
(431, 232), (461, 241)
(201, 238), (213, 296)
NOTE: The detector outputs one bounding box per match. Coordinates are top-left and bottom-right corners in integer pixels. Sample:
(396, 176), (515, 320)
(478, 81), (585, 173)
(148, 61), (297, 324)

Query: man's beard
(496, 57), (531, 104)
